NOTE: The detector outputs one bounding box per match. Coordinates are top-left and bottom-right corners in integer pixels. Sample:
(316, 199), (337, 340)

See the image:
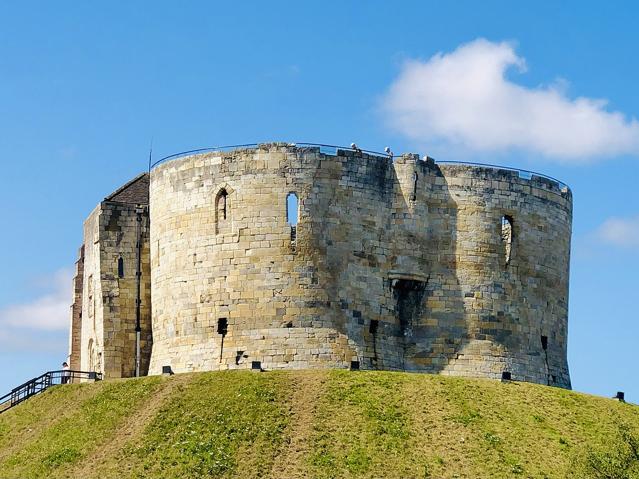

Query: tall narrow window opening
(215, 189), (229, 234)
(222, 192), (228, 219)
(411, 172), (418, 201)
(501, 215), (513, 265)
(117, 256), (124, 278)
(286, 193), (299, 225)
(287, 193), (299, 249)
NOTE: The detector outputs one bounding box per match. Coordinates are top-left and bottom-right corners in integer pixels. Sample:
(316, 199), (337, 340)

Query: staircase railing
(0, 370), (101, 415)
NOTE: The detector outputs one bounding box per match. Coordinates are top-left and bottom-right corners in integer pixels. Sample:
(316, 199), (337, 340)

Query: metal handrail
(150, 143), (260, 169)
(294, 143), (392, 158)
(149, 142), (393, 170)
(0, 370), (102, 414)
(148, 142), (569, 191)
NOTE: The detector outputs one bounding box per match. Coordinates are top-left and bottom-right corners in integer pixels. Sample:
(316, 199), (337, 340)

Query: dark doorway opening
(393, 279), (426, 367)
(393, 279), (426, 338)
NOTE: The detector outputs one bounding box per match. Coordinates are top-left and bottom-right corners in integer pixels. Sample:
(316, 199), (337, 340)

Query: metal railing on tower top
(148, 142), (569, 191)
(149, 142), (393, 170)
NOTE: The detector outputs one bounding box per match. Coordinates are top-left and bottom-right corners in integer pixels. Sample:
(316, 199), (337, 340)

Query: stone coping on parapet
(149, 142), (392, 169)
(437, 163), (572, 200)
(149, 142), (571, 198)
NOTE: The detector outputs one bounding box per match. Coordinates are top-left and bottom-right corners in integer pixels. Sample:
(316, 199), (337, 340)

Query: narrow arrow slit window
(501, 215), (513, 265)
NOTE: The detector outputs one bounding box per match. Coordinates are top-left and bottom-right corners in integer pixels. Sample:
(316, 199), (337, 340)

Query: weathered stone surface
(68, 245), (84, 371)
(71, 143), (572, 388)
(71, 174), (152, 379)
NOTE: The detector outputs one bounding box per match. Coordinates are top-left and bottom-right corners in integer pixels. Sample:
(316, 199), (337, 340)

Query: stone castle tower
(69, 143), (572, 388)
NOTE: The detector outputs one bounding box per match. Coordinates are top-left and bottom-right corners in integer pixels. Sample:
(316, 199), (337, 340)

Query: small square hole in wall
(251, 361), (262, 371)
(217, 318), (228, 335)
(541, 335), (548, 350)
(235, 351), (245, 365)
(501, 371), (512, 381)
(350, 360), (360, 370)
(369, 320), (379, 334)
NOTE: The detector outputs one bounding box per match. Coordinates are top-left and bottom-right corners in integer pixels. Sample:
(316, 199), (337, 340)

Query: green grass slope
(0, 370), (637, 479)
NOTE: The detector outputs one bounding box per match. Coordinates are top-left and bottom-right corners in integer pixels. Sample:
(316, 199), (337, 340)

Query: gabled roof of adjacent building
(104, 173), (149, 205)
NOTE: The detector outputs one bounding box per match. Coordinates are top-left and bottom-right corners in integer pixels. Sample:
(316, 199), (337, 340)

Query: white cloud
(0, 269), (72, 331)
(382, 38), (639, 161)
(597, 215), (639, 247)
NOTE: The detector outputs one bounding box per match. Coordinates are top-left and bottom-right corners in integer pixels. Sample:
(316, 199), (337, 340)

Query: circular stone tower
(148, 143), (572, 388)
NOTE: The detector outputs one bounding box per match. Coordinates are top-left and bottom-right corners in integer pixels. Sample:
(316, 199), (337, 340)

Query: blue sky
(0, 1), (637, 400)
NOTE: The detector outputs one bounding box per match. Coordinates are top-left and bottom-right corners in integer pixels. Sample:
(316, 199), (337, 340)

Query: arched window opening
(217, 189), (228, 220)
(117, 256), (124, 278)
(501, 215), (513, 265)
(286, 193), (299, 226)
(215, 189), (229, 234)
(411, 172), (418, 201)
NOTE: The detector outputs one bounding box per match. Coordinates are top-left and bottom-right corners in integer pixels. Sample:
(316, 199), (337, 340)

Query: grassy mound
(0, 370), (637, 478)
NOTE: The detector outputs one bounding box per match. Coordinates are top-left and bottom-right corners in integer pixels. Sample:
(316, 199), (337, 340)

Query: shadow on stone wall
(304, 151), (469, 376)
(394, 161), (466, 376)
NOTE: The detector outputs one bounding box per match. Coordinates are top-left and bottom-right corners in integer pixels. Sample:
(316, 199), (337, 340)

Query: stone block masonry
(68, 245), (84, 371)
(70, 143), (572, 388)
(71, 174), (152, 379)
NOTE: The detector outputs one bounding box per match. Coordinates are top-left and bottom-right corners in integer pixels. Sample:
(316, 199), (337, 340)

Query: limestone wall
(148, 144), (572, 387)
(419, 164), (572, 387)
(75, 174), (152, 379)
(68, 245), (84, 371)
(149, 145), (358, 373)
(79, 205), (104, 374)
(95, 201), (152, 378)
